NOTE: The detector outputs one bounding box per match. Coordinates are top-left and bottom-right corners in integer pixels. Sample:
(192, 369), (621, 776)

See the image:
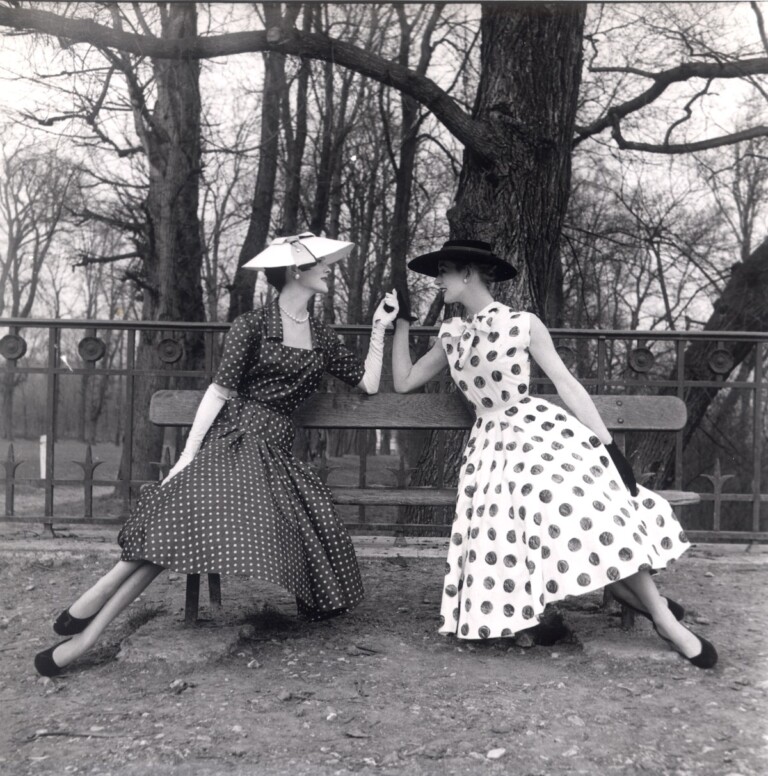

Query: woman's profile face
(435, 260), (466, 304)
(293, 260), (332, 296)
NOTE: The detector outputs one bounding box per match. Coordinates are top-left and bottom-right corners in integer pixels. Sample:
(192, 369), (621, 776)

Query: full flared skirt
(438, 396), (689, 639)
(118, 427), (364, 617)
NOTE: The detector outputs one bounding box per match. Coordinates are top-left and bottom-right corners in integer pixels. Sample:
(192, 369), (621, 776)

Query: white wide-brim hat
(243, 232), (354, 270)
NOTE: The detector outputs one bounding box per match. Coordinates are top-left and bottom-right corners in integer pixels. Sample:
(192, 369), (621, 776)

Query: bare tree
(696, 134), (768, 262)
(0, 138), (80, 439)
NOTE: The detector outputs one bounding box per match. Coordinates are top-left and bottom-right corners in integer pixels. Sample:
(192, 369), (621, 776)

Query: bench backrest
(149, 390), (687, 432)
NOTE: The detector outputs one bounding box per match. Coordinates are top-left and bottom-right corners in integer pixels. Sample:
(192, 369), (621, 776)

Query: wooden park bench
(149, 390), (699, 625)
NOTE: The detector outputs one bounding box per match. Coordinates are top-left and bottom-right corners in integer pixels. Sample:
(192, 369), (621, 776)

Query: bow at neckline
(446, 303), (500, 369)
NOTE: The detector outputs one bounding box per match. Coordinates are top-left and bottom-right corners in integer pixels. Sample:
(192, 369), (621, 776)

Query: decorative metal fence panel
(1, 318), (766, 542)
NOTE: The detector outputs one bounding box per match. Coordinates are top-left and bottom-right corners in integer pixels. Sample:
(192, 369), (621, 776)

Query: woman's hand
(161, 452), (193, 486)
(373, 290), (399, 327)
(394, 287), (418, 322)
(157, 383), (231, 487)
(604, 442), (639, 497)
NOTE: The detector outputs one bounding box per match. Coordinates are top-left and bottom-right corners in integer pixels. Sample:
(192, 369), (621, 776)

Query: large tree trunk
(280, 6), (312, 236)
(407, 3), (586, 524)
(388, 4), (443, 310)
(227, 43), (285, 319)
(634, 236), (768, 485)
(449, 2), (584, 325)
(118, 3), (205, 485)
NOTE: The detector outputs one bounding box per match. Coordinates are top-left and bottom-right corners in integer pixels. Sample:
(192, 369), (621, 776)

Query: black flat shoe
(34, 640), (71, 677)
(612, 593), (685, 623)
(663, 597), (685, 622)
(653, 625), (718, 669)
(53, 608), (97, 636)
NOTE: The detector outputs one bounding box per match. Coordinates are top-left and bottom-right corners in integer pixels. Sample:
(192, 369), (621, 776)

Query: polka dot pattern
(436, 304), (690, 640)
(119, 301), (366, 619)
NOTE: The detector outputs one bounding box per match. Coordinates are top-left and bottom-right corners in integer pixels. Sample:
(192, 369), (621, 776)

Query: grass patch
(123, 603), (165, 631)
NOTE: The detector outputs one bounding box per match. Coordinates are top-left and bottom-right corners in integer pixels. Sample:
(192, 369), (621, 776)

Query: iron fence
(1, 317), (766, 542)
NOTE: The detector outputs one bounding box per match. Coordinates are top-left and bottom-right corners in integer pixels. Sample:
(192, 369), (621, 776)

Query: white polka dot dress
(118, 301), (365, 619)
(437, 303), (690, 640)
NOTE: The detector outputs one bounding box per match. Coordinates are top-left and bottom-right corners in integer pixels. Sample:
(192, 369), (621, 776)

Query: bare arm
(528, 314), (612, 445)
(392, 319), (449, 393)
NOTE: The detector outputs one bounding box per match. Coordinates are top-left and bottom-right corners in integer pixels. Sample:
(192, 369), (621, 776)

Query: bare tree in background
(0, 139), (80, 439)
(633, 139), (768, 483)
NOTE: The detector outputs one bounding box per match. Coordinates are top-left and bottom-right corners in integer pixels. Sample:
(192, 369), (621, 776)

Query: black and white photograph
(0, 2), (766, 774)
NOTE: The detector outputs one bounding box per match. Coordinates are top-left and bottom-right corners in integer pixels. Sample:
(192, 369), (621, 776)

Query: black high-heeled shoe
(653, 624), (718, 669)
(34, 639), (71, 677)
(53, 607), (97, 636)
(611, 592), (685, 623)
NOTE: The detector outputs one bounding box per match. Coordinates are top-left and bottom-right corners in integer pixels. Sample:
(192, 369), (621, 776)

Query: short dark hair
(471, 261), (498, 287)
(440, 259), (497, 287)
(264, 266), (289, 291)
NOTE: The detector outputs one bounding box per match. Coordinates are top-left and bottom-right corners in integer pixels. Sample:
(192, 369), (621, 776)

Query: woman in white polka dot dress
(34, 234), (400, 677)
(392, 239), (717, 669)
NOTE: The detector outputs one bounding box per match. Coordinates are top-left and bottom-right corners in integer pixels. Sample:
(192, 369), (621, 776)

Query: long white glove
(359, 291), (398, 394)
(162, 383), (232, 484)
(372, 290), (398, 328)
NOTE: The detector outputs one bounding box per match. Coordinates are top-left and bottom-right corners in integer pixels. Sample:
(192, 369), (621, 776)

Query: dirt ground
(0, 530), (766, 776)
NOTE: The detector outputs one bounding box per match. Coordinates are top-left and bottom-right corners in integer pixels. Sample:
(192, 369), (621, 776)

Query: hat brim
(407, 248), (517, 282)
(243, 233), (354, 270)
(299, 234), (354, 266)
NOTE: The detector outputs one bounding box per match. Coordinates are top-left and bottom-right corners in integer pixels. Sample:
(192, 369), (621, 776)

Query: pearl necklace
(279, 303), (309, 324)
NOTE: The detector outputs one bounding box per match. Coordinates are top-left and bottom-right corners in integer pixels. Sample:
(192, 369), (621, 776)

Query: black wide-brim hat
(407, 239), (517, 282)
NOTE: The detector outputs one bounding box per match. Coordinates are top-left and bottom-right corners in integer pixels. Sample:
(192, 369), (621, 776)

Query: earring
(463, 278), (468, 284)
(294, 272), (301, 280)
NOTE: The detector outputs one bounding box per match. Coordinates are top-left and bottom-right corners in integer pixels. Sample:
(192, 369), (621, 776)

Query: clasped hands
(372, 288), (416, 327)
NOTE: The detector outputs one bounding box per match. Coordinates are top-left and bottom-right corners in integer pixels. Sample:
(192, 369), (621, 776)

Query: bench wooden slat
(652, 490), (700, 506)
(331, 487), (457, 506)
(331, 487), (698, 507)
(150, 390), (688, 432)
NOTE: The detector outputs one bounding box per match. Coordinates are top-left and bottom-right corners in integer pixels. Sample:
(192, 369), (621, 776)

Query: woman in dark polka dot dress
(393, 239), (717, 669)
(34, 234), (400, 677)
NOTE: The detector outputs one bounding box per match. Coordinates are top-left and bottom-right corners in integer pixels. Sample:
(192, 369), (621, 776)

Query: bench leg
(620, 605), (636, 630)
(208, 572), (222, 609)
(603, 587), (636, 629)
(185, 573), (200, 625)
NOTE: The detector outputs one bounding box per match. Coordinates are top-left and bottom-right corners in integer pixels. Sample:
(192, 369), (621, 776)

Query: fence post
(3, 444), (21, 517)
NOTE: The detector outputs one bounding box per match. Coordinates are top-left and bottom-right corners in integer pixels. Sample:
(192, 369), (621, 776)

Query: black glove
(605, 441), (639, 497)
(394, 287), (417, 323)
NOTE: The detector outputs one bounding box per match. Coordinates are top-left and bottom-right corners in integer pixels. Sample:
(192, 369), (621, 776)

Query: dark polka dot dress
(437, 303), (690, 640)
(118, 300), (365, 619)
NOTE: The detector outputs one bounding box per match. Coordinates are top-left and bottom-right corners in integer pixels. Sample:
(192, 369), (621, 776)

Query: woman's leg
(44, 560), (165, 669)
(66, 560), (145, 619)
(607, 579), (646, 611)
(619, 570), (702, 657)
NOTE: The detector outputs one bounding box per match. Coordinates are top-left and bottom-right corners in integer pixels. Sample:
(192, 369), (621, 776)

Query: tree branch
(610, 119), (768, 154)
(73, 207), (141, 233)
(576, 55), (768, 141)
(72, 250), (141, 268)
(0, 4), (493, 159)
(751, 1), (768, 55)
(662, 77), (713, 146)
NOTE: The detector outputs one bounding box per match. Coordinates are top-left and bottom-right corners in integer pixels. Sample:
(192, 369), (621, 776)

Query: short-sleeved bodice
(209, 301), (365, 450)
(439, 303), (531, 417)
(214, 300), (364, 416)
